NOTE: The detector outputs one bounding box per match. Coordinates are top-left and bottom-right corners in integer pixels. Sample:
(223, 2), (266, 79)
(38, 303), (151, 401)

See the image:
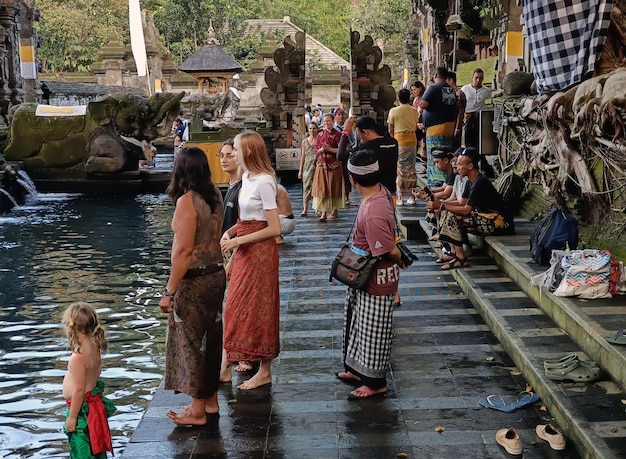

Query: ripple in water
(0, 192), (174, 457)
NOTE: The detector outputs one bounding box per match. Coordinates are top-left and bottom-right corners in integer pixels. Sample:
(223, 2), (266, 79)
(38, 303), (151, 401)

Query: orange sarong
(223, 219), (280, 362)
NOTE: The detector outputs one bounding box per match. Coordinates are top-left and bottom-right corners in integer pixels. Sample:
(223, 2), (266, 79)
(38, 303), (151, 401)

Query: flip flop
(607, 329), (626, 345)
(441, 257), (469, 270)
(335, 372), (361, 386)
(511, 391), (540, 408)
(478, 394), (516, 412)
(435, 254), (455, 264)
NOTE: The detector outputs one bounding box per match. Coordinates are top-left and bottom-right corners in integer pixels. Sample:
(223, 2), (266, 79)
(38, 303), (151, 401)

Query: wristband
(164, 287), (176, 297)
(342, 130), (351, 137)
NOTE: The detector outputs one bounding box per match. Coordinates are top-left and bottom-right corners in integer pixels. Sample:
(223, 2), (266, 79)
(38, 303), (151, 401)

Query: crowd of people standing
(153, 66), (501, 424)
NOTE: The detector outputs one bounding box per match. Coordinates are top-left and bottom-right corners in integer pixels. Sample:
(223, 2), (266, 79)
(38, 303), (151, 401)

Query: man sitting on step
(427, 148), (514, 270)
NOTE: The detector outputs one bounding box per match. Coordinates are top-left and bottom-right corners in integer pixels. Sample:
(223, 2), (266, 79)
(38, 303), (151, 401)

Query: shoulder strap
(383, 189), (403, 239)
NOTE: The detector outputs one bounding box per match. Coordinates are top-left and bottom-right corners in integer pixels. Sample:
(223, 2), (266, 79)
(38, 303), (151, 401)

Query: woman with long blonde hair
(220, 131), (281, 390)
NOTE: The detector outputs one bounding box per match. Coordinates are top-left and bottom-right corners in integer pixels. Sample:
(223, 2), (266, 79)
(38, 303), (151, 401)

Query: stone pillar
(259, 32), (307, 149)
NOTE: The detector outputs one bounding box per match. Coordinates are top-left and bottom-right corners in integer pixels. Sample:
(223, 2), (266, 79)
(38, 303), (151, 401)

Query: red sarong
(223, 219), (280, 362)
(66, 390), (113, 456)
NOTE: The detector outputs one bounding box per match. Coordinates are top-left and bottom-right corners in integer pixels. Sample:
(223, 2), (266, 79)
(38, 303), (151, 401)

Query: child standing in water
(62, 302), (115, 459)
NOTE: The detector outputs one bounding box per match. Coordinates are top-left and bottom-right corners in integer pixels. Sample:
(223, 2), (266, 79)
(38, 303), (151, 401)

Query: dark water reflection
(0, 192), (174, 458)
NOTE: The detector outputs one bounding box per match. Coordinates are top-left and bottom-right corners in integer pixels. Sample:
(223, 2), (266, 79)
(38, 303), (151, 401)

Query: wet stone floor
(121, 184), (580, 458)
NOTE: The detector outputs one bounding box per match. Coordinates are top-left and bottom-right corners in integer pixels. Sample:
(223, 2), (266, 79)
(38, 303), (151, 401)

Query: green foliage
(33, 0), (129, 73)
(32, 0), (414, 74)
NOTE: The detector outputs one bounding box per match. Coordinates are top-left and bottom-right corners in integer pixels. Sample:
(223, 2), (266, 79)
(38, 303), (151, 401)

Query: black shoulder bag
(329, 216), (380, 290)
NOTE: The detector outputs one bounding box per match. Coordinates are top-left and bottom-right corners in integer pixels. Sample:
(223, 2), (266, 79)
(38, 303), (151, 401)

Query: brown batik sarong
(165, 267), (226, 399)
(224, 219), (280, 363)
(438, 210), (503, 247)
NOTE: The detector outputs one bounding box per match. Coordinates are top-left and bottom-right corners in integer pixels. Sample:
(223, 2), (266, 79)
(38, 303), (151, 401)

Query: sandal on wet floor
(607, 329), (626, 345)
(511, 390), (540, 408)
(478, 394), (516, 412)
(441, 257), (469, 270)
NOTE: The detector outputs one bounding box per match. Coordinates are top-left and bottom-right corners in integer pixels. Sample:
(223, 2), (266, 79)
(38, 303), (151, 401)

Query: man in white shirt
(461, 68), (491, 149)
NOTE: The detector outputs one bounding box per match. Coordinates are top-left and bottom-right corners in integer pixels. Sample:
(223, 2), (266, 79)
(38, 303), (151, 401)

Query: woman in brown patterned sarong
(158, 147), (226, 426)
(220, 131), (281, 390)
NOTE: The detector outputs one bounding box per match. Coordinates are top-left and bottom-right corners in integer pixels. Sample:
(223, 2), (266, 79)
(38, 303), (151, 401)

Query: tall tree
(33, 0), (129, 73)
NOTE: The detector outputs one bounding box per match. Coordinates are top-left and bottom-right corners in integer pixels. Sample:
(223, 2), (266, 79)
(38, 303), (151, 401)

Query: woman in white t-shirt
(220, 131), (281, 390)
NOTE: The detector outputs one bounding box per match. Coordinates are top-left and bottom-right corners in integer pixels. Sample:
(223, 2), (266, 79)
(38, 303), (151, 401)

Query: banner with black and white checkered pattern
(523, 0), (613, 92)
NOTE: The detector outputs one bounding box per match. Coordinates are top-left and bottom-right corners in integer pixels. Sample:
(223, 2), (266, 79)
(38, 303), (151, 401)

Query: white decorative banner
(128, 0), (148, 77)
(35, 105), (87, 117)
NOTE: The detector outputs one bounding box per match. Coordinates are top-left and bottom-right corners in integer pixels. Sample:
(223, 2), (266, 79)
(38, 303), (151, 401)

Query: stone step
(416, 216), (626, 459)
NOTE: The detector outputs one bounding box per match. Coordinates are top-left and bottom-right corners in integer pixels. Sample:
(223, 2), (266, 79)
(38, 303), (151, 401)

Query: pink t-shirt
(352, 186), (399, 296)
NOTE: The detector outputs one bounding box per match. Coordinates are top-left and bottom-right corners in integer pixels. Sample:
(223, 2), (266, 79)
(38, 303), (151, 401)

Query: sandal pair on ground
(543, 353), (601, 382)
(479, 390), (539, 412)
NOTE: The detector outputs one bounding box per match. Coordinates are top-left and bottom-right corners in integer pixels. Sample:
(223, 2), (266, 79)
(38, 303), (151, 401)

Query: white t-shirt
(461, 84), (491, 113)
(238, 171), (277, 221)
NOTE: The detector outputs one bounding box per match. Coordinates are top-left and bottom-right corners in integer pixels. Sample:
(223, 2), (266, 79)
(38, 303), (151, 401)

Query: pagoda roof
(179, 44), (243, 74)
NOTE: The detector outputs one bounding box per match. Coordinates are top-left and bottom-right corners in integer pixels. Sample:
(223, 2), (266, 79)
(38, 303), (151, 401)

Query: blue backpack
(530, 208), (579, 266)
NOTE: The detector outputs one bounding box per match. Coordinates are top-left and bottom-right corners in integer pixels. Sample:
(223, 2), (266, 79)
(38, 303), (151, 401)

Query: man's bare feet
(167, 408), (207, 426)
(348, 385), (388, 399)
(237, 373), (272, 390)
(336, 371), (361, 383)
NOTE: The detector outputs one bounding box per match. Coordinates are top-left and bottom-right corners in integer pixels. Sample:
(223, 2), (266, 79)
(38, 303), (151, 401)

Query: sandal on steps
(545, 360), (601, 382)
(435, 254), (455, 264)
(441, 257), (469, 270)
(607, 329), (626, 345)
(543, 353), (579, 370)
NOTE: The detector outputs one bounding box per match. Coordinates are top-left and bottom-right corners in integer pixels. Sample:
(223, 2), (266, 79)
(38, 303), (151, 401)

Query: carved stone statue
(4, 91), (184, 173)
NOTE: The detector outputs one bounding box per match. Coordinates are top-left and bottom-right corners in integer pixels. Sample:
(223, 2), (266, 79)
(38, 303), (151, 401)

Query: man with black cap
(429, 148), (513, 270)
(335, 149), (407, 399)
(336, 115), (398, 198)
(412, 147), (456, 204)
(337, 115), (401, 306)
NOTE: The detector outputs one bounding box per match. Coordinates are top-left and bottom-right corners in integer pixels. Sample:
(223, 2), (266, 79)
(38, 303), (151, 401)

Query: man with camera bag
(335, 149), (407, 399)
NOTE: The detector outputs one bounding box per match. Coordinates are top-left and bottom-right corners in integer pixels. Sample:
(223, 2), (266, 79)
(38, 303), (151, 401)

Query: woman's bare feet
(219, 365), (232, 383)
(234, 361), (254, 372)
(237, 360), (272, 390)
(220, 349), (232, 382)
(167, 407), (207, 426)
(328, 210), (339, 219)
(237, 373), (272, 390)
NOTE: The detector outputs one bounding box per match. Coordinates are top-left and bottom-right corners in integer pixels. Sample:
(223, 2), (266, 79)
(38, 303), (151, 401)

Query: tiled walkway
(121, 184), (580, 458)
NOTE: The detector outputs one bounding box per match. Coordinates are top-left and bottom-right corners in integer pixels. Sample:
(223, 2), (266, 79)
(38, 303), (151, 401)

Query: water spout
(17, 170), (38, 196)
(0, 187), (19, 207)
